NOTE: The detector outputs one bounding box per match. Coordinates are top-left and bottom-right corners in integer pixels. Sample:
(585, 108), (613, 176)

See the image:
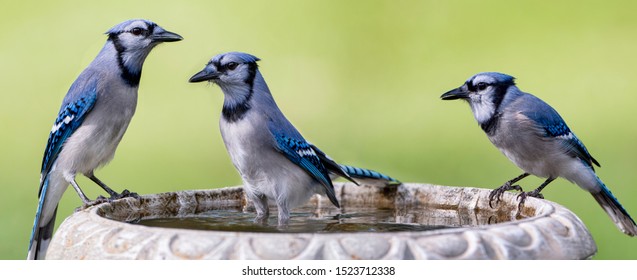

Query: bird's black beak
(440, 86), (469, 100)
(189, 68), (219, 83)
(152, 29), (183, 42)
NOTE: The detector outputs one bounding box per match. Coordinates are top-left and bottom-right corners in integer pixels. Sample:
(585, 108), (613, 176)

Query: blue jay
(441, 72), (637, 236)
(189, 52), (399, 226)
(28, 19), (182, 260)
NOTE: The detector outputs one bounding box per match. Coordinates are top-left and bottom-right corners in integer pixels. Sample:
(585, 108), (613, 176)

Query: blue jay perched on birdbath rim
(28, 19), (182, 260)
(441, 72), (637, 236)
(189, 52), (399, 226)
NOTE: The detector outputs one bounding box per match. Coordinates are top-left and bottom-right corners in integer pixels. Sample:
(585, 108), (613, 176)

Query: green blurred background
(1, 0), (636, 259)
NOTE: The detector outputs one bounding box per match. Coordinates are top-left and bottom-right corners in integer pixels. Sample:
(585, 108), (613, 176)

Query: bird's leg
(69, 177), (93, 205)
(87, 173), (138, 200)
(252, 194), (270, 225)
(516, 177), (555, 214)
(277, 200), (291, 228)
(488, 173), (530, 208)
(69, 177), (109, 209)
(87, 174), (117, 197)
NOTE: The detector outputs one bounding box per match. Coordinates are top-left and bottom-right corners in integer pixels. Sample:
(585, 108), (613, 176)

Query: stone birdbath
(45, 183), (597, 259)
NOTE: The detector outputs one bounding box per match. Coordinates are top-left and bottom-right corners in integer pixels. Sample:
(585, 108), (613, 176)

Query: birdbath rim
(46, 182), (597, 259)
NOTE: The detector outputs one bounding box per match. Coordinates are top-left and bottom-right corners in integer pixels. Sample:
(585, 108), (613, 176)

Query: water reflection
(134, 204), (514, 233)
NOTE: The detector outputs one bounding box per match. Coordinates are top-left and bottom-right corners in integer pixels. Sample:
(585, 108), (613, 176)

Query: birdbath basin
(46, 183), (596, 259)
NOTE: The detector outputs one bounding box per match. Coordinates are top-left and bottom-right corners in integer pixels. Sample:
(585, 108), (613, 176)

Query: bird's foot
(277, 215), (290, 228)
(254, 213), (269, 225)
(488, 183), (524, 208)
(515, 190), (545, 214)
(75, 196), (110, 211)
(75, 190), (139, 212)
(109, 189), (140, 201)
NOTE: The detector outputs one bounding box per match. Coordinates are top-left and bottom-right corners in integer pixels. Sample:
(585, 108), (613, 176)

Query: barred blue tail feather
(340, 165), (401, 185)
(27, 177), (55, 260)
(27, 207), (56, 260)
(591, 181), (637, 236)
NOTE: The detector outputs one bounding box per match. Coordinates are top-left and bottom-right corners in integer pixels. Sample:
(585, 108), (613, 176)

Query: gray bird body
(442, 72), (637, 236)
(39, 66), (137, 227)
(485, 90), (599, 192)
(190, 52), (399, 225)
(219, 71), (324, 218)
(28, 19), (182, 259)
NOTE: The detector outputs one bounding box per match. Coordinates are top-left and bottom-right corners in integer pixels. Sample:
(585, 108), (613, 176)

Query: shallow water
(133, 205), (507, 233)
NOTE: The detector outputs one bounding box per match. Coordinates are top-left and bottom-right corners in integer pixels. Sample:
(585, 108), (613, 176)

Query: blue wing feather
(39, 82), (98, 195)
(270, 131), (339, 207)
(521, 96), (600, 168)
(309, 143), (399, 185)
(307, 143), (358, 184)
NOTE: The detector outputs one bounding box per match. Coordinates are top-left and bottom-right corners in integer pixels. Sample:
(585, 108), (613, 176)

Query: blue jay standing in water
(441, 72), (637, 236)
(189, 52), (398, 226)
(28, 19), (182, 259)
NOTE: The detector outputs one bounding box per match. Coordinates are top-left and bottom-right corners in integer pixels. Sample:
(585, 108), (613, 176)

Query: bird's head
(189, 52), (263, 121)
(441, 72), (516, 124)
(441, 72), (515, 102)
(105, 19), (182, 79)
(189, 52), (260, 90)
(106, 19), (183, 51)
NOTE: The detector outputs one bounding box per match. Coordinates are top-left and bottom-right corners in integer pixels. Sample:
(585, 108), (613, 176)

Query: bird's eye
(226, 62), (239, 71)
(130, 28), (144, 36)
(476, 82), (488, 91)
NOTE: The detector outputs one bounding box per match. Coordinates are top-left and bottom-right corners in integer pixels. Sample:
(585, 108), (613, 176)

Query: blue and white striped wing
(307, 143), (357, 184)
(271, 133), (339, 208)
(40, 87), (98, 193)
(523, 110), (600, 169)
(31, 82), (98, 257)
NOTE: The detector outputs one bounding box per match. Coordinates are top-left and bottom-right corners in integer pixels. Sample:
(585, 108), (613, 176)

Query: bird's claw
(76, 196), (109, 211)
(109, 189), (140, 201)
(515, 190), (544, 214)
(77, 190), (140, 211)
(90, 196), (109, 206)
(254, 212), (269, 225)
(488, 183), (524, 208)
